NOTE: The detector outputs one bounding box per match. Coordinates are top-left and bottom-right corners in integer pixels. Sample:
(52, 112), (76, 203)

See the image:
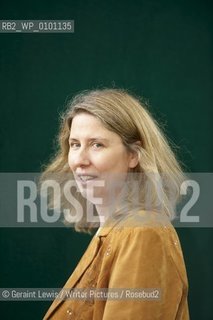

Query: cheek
(96, 152), (130, 173)
(92, 152), (118, 170)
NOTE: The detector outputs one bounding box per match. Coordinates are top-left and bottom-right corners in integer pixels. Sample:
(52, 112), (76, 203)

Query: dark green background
(0, 0), (212, 319)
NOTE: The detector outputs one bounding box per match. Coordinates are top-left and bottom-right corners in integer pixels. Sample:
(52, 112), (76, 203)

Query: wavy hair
(40, 88), (185, 233)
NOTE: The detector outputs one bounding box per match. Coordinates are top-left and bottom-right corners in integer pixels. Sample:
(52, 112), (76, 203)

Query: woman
(42, 88), (189, 319)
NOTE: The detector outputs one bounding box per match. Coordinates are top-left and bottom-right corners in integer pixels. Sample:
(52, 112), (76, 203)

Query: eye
(69, 142), (80, 149)
(92, 142), (104, 149)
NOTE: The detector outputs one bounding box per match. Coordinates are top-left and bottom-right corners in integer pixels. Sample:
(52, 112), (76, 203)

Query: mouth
(76, 174), (98, 183)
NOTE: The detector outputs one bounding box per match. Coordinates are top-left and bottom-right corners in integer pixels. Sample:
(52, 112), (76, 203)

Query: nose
(70, 147), (91, 169)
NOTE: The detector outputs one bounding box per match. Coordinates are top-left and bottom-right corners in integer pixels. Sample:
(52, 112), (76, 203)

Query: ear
(128, 141), (141, 169)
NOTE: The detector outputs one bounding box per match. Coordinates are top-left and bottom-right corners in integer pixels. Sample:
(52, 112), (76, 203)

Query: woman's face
(68, 113), (138, 204)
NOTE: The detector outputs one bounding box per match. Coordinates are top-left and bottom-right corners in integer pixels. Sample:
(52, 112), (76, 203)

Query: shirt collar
(97, 213), (128, 237)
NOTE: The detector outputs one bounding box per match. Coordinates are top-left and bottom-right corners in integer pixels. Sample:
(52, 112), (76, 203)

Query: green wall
(0, 0), (212, 319)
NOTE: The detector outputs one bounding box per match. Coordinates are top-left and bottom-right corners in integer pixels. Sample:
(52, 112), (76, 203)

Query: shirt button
(67, 308), (73, 317)
(106, 245), (111, 256)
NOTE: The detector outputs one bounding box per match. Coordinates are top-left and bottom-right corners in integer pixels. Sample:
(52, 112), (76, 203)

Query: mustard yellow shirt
(43, 210), (189, 319)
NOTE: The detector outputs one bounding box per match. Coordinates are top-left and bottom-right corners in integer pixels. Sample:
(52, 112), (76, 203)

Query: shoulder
(116, 209), (170, 226)
(100, 209), (183, 257)
(105, 210), (188, 284)
(110, 210), (176, 239)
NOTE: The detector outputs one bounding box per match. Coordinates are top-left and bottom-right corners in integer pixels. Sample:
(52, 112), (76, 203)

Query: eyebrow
(68, 137), (109, 143)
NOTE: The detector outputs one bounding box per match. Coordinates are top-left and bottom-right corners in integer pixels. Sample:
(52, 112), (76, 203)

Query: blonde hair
(40, 88), (185, 233)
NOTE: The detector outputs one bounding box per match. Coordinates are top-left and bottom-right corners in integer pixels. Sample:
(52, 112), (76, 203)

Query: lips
(76, 174), (98, 183)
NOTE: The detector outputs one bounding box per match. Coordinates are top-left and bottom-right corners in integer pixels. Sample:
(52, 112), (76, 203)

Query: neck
(95, 202), (117, 226)
(95, 194), (131, 227)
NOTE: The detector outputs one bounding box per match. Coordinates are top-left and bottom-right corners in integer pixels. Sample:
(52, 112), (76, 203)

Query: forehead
(71, 113), (102, 127)
(70, 113), (110, 136)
